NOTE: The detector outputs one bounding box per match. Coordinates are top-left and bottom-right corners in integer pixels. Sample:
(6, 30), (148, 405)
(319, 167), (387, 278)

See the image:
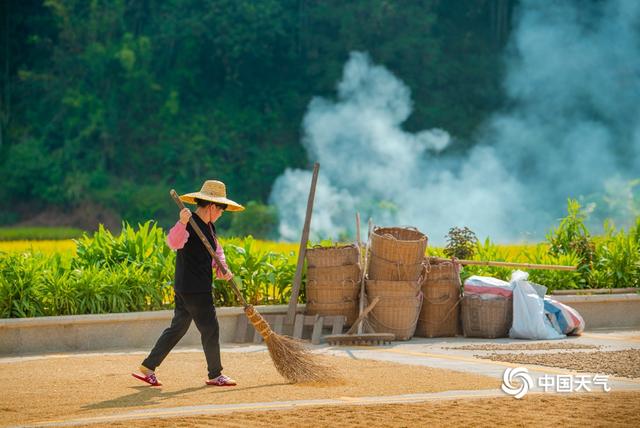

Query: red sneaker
(206, 374), (237, 386)
(131, 371), (162, 386)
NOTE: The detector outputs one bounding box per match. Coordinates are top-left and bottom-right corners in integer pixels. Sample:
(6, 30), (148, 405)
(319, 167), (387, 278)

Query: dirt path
(0, 351), (498, 427)
(91, 392), (640, 428)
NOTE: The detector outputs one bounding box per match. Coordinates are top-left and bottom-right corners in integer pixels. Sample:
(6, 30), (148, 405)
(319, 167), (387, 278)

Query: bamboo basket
(368, 254), (425, 281)
(306, 300), (359, 326)
(306, 244), (360, 268)
(369, 295), (423, 340)
(307, 264), (361, 282)
(415, 277), (460, 338)
(366, 279), (422, 298)
(425, 257), (460, 281)
(370, 227), (428, 265)
(461, 295), (512, 339)
(306, 279), (360, 303)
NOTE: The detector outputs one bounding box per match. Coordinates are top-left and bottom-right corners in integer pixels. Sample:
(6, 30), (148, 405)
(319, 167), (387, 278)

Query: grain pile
(477, 349), (640, 379)
(0, 351), (498, 427)
(445, 343), (601, 351)
(97, 392), (640, 428)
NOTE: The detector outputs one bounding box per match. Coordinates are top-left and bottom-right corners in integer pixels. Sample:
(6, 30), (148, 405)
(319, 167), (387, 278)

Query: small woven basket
(307, 264), (361, 282)
(424, 257), (460, 281)
(306, 279), (360, 303)
(461, 295), (513, 338)
(370, 227), (428, 265)
(369, 294), (423, 340)
(368, 254), (425, 281)
(306, 244), (360, 268)
(415, 277), (460, 338)
(305, 300), (359, 326)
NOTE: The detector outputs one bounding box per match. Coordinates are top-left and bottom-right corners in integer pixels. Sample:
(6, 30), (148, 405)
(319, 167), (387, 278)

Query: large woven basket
(307, 264), (361, 282)
(366, 279), (422, 298)
(306, 279), (360, 303)
(369, 295), (423, 340)
(305, 300), (359, 326)
(370, 227), (428, 265)
(462, 295), (513, 338)
(415, 277), (460, 338)
(368, 254), (425, 281)
(306, 244), (360, 268)
(425, 257), (460, 281)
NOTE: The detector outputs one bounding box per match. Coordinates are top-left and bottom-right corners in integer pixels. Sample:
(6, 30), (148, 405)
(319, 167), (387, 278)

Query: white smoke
(270, 0), (640, 244)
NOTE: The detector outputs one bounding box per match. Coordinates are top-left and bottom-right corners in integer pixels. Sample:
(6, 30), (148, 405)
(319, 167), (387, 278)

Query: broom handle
(169, 189), (248, 307)
(430, 257), (577, 271)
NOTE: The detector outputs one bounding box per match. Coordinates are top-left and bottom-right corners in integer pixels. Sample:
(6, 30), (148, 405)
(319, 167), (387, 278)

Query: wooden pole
(430, 257), (577, 271)
(286, 163), (320, 323)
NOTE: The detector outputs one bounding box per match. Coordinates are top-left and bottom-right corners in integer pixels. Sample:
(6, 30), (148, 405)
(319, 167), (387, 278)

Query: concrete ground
(2, 329), (639, 427)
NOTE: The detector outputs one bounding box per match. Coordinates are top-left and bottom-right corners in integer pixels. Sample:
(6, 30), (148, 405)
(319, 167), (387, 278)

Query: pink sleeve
(213, 237), (230, 278)
(166, 221), (189, 250)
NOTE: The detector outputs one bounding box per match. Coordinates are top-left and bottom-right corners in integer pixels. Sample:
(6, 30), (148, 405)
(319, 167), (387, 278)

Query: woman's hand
(179, 208), (192, 225)
(221, 270), (233, 281)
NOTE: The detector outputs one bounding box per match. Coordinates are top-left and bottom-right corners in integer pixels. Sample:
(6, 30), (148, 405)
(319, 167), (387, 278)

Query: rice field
(0, 239), (78, 254)
(0, 238), (301, 257)
(0, 238), (539, 259)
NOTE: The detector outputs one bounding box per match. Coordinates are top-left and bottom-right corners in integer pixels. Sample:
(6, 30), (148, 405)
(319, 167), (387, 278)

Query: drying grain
(445, 342), (600, 351)
(92, 392), (640, 428)
(0, 350), (498, 427)
(477, 349), (640, 379)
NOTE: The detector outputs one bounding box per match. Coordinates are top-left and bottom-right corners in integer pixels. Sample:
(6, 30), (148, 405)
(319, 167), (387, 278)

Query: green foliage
(523, 246), (583, 291)
(220, 236), (296, 306)
(459, 240), (584, 293)
(547, 199), (596, 271)
(2, 1), (506, 225)
(588, 222), (640, 288)
(443, 226), (478, 260)
(0, 221), (174, 318)
(227, 201), (279, 239)
(0, 222), (300, 317)
(0, 227), (85, 241)
(459, 238), (512, 283)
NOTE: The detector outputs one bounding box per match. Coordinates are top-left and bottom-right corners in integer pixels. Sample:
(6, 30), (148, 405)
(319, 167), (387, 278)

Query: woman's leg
(183, 292), (222, 379)
(142, 292), (192, 371)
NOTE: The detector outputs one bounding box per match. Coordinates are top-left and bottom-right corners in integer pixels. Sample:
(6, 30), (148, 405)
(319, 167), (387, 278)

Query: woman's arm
(166, 221), (189, 250)
(213, 238), (231, 279)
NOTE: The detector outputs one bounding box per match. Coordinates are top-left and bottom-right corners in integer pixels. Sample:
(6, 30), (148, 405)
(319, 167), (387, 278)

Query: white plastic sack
(463, 275), (513, 298)
(509, 271), (565, 340)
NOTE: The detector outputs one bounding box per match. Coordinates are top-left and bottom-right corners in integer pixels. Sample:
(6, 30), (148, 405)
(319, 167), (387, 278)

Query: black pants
(142, 291), (222, 379)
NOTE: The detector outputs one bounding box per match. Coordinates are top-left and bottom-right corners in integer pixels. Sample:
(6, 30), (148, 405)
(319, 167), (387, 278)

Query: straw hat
(179, 180), (245, 212)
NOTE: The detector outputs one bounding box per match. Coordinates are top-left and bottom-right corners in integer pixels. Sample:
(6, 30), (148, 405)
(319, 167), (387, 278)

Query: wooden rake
(170, 189), (331, 383)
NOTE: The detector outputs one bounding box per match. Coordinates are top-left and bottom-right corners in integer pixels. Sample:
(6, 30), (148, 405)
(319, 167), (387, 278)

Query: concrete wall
(1, 295), (638, 356)
(0, 305), (299, 356)
(554, 293), (640, 330)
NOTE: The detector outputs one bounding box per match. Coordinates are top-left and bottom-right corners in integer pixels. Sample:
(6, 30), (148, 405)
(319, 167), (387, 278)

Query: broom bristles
(244, 304), (334, 383)
(265, 333), (333, 383)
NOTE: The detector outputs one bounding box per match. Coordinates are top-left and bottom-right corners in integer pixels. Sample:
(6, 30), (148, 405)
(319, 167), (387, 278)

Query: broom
(170, 190), (331, 383)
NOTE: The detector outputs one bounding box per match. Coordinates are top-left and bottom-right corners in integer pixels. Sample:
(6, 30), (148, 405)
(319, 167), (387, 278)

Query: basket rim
(372, 226), (427, 243)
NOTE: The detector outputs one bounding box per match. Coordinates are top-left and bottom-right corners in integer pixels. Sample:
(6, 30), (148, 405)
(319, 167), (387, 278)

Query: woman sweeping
(132, 180), (244, 387)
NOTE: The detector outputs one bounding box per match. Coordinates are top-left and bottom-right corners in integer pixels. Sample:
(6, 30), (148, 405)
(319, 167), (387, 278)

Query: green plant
(547, 199), (596, 269)
(459, 238), (512, 283)
(443, 226), (478, 260)
(588, 222), (640, 288)
(227, 201), (279, 239)
(523, 245), (583, 291)
(221, 236), (296, 306)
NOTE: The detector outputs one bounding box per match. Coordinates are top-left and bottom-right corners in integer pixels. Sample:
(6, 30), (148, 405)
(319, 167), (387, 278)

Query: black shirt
(173, 214), (218, 293)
